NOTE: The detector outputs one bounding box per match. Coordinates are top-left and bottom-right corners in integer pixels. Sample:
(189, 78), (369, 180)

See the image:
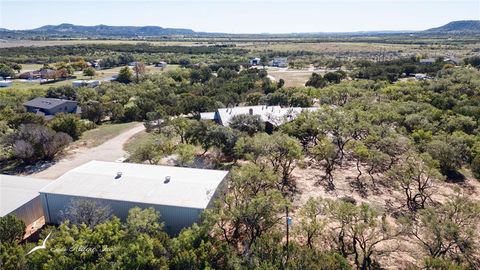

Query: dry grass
(0, 39), (201, 48)
(72, 122), (140, 149)
(237, 41), (478, 59)
(268, 69), (313, 87)
(290, 158), (480, 268)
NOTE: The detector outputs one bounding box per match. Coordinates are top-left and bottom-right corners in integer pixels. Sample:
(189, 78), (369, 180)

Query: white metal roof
(1, 175), (51, 216)
(40, 161), (229, 209)
(200, 112), (216, 120)
(216, 105), (319, 126)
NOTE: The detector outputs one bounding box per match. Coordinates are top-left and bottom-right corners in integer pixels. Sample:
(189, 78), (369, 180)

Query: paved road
(30, 124), (145, 180)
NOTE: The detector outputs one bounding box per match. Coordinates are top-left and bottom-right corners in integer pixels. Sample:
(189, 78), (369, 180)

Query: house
(271, 57), (288, 68)
(249, 57), (261, 66)
(39, 160), (229, 235)
(419, 58), (436, 65)
(0, 80), (12, 87)
(72, 80), (101, 88)
(24, 97), (80, 119)
(443, 58), (460, 65)
(18, 69), (60, 80)
(201, 105), (318, 132)
(128, 61), (139, 67)
(18, 70), (40, 80)
(414, 73), (429, 80)
(155, 61), (167, 68)
(1, 175), (51, 226)
(199, 111), (215, 121)
(90, 59), (102, 70)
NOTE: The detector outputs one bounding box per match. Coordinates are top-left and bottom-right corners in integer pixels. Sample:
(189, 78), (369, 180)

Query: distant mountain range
(0, 23), (196, 37)
(0, 20), (479, 38)
(425, 20), (480, 33)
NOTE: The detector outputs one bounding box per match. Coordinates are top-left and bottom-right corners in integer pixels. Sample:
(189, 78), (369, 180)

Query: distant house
(24, 97), (80, 120)
(90, 59), (102, 70)
(201, 105), (318, 132)
(18, 69), (60, 80)
(155, 61), (167, 68)
(443, 58), (460, 65)
(128, 61), (139, 67)
(1, 175), (51, 226)
(18, 70), (40, 80)
(0, 80), (12, 87)
(271, 57), (288, 68)
(72, 80), (101, 88)
(250, 57), (261, 66)
(414, 73), (430, 80)
(419, 58), (436, 65)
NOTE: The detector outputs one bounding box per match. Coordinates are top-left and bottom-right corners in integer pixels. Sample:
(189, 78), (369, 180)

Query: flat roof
(23, 97), (76, 110)
(40, 161), (229, 209)
(200, 112), (216, 120)
(1, 175), (51, 216)
(216, 105), (318, 126)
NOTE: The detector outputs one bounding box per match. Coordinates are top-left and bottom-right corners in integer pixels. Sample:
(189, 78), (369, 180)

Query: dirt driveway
(30, 123), (145, 180)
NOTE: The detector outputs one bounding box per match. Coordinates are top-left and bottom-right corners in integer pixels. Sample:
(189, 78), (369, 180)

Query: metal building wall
(40, 193), (203, 235)
(9, 196), (44, 225)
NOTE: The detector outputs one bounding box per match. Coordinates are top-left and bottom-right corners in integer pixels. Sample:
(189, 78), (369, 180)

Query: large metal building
(40, 160), (229, 235)
(0, 175), (51, 225)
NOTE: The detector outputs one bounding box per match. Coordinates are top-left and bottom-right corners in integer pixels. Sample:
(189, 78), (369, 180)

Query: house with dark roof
(24, 97), (80, 119)
(271, 57), (288, 67)
(419, 58), (436, 65)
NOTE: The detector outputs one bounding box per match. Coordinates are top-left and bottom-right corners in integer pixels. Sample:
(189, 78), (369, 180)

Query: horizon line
(2, 19), (479, 34)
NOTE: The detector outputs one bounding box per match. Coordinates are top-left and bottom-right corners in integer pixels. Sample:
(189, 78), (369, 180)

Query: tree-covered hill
(425, 20), (480, 33)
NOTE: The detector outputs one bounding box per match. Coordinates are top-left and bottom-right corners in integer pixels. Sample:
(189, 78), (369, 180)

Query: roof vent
(115, 172), (122, 179)
(164, 176), (171, 184)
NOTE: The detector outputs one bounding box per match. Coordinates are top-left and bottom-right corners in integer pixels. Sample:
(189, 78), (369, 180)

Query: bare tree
(60, 199), (112, 228)
(133, 62), (146, 82)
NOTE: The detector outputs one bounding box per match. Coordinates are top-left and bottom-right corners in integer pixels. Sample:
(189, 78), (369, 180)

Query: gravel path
(30, 123), (145, 180)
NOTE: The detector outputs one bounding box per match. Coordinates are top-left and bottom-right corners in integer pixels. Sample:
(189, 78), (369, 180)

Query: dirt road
(30, 124), (145, 180)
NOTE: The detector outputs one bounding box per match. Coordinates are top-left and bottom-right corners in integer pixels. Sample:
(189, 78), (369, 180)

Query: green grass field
(123, 130), (153, 154)
(20, 64), (45, 71)
(75, 122), (141, 148)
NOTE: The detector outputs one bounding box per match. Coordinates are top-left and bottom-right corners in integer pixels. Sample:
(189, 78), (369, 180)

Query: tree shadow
(0, 159), (56, 175)
(445, 170), (466, 183)
(348, 177), (368, 198)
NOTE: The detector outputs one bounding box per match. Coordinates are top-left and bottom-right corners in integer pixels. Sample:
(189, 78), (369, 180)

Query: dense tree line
(0, 44), (248, 64)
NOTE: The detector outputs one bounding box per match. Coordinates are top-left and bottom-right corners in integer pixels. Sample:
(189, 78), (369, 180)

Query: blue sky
(1, 0), (479, 33)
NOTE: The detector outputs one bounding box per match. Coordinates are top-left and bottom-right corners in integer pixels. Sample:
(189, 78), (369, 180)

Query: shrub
(49, 113), (84, 140)
(229, 114), (265, 135)
(0, 215), (25, 243)
(10, 124), (72, 163)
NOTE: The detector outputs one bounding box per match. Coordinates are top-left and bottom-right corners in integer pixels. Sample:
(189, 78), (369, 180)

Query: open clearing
(73, 122), (141, 148)
(237, 41), (477, 57)
(267, 69), (313, 87)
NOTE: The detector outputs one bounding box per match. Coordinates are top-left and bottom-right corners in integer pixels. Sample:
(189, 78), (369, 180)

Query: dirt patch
(290, 158), (480, 268)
